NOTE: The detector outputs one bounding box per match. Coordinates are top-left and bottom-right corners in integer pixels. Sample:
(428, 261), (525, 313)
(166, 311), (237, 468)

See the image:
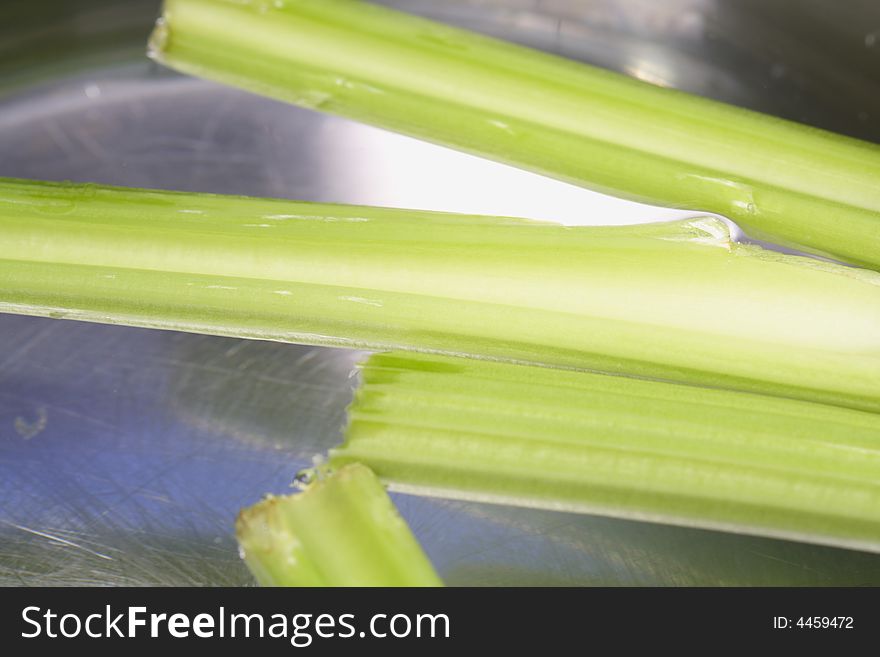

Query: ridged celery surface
(330, 352), (880, 553)
(1, 178), (879, 412)
(236, 463), (441, 586)
(148, 0), (880, 269)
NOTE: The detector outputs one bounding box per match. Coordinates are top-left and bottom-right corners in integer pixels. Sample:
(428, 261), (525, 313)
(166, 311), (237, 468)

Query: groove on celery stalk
(1, 178), (879, 412)
(148, 0), (880, 269)
(236, 463), (442, 586)
(329, 352), (880, 554)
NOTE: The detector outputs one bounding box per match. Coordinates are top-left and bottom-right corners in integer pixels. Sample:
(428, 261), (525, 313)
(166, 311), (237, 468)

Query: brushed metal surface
(1, 0), (879, 586)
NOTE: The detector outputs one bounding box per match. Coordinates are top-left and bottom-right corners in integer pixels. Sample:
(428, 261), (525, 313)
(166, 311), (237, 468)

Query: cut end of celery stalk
(330, 352), (880, 554)
(236, 463), (442, 587)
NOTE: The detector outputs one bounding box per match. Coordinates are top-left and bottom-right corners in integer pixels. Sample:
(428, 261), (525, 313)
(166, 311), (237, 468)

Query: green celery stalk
(236, 462), (442, 586)
(330, 352), (880, 553)
(1, 178), (879, 412)
(148, 0), (880, 269)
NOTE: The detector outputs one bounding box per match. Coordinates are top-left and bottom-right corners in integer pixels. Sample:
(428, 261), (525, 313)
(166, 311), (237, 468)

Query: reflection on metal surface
(1, 0), (879, 585)
(325, 120), (694, 224)
(0, 317), (360, 586)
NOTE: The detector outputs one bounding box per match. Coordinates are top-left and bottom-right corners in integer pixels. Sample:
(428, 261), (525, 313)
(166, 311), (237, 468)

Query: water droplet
(866, 32), (877, 48)
(147, 18), (169, 59)
(238, 546), (247, 560)
(291, 90), (332, 110)
(487, 118), (516, 136)
(746, 203), (757, 215)
(292, 468), (315, 490)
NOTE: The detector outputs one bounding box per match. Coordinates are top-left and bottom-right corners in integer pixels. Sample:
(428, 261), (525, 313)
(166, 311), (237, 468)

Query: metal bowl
(1, 0), (878, 586)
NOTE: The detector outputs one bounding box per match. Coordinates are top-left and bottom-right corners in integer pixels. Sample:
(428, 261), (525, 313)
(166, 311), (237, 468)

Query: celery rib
(1, 178), (879, 412)
(149, 0), (880, 268)
(330, 353), (880, 553)
(236, 463), (442, 586)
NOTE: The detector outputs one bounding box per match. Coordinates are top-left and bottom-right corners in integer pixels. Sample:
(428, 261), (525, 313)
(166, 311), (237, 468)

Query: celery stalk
(236, 463), (442, 586)
(330, 352), (880, 553)
(148, 0), (880, 269)
(1, 178), (879, 412)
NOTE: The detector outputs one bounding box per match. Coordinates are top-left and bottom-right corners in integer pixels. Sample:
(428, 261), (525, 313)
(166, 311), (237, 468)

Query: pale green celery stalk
(2, 178), (880, 411)
(148, 0), (880, 269)
(236, 463), (442, 586)
(330, 352), (880, 553)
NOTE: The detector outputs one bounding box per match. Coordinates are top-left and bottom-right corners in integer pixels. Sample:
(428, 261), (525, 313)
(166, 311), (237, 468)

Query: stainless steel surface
(1, 0), (879, 586)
